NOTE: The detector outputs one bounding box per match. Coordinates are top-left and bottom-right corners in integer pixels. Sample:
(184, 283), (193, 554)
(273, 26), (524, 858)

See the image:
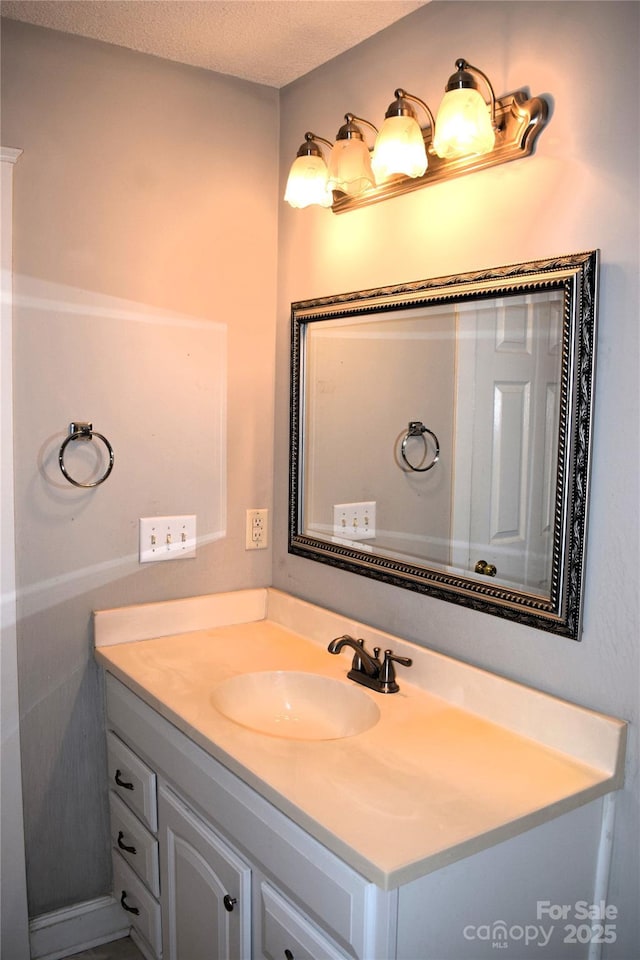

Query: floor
(67, 937), (145, 960)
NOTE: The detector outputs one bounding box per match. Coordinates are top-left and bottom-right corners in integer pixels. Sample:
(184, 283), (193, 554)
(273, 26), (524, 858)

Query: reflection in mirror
(289, 252), (599, 639)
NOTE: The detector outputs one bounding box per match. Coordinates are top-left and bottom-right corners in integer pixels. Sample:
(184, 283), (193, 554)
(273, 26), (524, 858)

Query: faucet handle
(380, 649), (413, 693)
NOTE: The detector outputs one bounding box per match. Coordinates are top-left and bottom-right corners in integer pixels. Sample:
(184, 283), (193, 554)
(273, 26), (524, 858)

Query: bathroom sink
(211, 670), (380, 740)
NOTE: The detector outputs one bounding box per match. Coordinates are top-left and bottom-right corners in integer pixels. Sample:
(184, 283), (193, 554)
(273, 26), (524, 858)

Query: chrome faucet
(327, 634), (412, 694)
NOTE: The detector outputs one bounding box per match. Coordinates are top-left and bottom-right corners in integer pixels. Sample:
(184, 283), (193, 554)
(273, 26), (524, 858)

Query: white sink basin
(211, 670), (380, 740)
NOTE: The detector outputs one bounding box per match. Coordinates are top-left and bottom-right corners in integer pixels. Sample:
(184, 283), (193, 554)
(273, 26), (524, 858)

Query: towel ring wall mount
(400, 421), (440, 472)
(58, 422), (114, 488)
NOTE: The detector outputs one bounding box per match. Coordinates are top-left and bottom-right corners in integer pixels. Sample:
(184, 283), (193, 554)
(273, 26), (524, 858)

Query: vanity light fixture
(372, 89), (435, 181)
(284, 56), (549, 214)
(326, 114), (378, 198)
(283, 132), (333, 209)
(432, 59), (497, 160)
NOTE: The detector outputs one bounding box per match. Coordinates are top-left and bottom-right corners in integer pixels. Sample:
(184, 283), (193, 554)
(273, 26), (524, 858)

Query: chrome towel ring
(58, 421), (114, 488)
(400, 420), (440, 472)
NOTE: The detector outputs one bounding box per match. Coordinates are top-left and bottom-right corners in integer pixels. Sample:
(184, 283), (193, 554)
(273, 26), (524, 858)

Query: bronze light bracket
(331, 88), (549, 214)
(335, 113), (378, 141)
(294, 131), (333, 158)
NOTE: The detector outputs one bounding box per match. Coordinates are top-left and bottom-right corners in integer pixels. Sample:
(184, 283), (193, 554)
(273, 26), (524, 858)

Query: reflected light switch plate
(333, 501), (376, 540)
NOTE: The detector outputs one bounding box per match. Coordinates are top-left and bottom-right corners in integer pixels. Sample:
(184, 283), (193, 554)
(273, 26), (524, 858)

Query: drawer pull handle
(115, 769), (134, 791)
(117, 831), (137, 855)
(284, 951), (295, 960)
(223, 894), (237, 912)
(120, 891), (139, 915)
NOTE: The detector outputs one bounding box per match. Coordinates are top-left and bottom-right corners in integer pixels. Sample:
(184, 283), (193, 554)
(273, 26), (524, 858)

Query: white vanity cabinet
(105, 671), (617, 960)
(106, 674), (395, 960)
(96, 589), (626, 960)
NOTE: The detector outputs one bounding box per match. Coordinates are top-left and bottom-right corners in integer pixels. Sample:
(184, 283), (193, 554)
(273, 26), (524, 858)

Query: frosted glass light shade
(284, 155), (332, 208)
(433, 87), (496, 160)
(372, 116), (428, 180)
(326, 139), (375, 197)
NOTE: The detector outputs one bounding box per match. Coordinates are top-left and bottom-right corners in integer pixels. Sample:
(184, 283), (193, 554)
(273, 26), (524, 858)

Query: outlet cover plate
(246, 508), (268, 550)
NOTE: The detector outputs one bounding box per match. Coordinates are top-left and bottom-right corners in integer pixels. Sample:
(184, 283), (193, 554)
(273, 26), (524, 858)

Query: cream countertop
(94, 588), (626, 890)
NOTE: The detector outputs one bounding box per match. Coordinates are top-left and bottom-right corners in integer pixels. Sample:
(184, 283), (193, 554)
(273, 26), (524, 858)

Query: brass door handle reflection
(475, 559), (497, 577)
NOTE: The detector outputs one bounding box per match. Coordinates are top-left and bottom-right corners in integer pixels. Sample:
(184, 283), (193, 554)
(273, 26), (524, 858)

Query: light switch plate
(139, 515), (197, 562)
(333, 501), (376, 540)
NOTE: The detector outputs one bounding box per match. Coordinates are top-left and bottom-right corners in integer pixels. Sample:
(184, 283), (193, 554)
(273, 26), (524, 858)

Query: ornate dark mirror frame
(289, 251), (599, 640)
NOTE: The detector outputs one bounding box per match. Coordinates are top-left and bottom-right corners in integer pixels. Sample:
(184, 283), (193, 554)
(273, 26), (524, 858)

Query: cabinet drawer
(110, 791), (160, 897)
(107, 730), (158, 832)
(260, 881), (348, 960)
(113, 851), (162, 959)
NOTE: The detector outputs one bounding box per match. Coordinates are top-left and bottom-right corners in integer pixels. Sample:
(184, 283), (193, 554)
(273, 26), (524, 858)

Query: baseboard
(29, 895), (129, 960)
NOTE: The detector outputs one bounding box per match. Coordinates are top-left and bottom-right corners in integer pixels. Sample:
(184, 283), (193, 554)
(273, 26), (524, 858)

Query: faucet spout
(327, 634), (380, 677)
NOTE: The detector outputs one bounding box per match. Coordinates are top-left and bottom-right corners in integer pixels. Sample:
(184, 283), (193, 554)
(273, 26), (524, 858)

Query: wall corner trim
(0, 146), (23, 163)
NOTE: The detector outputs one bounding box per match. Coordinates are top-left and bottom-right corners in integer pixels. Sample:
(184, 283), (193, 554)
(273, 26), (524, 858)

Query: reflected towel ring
(400, 421), (440, 472)
(58, 422), (114, 488)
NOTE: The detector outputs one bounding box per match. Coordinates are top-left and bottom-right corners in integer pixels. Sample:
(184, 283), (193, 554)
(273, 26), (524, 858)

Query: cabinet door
(159, 784), (251, 960)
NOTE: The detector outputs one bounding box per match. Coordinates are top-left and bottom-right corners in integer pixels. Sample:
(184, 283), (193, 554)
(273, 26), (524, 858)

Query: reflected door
(453, 293), (562, 592)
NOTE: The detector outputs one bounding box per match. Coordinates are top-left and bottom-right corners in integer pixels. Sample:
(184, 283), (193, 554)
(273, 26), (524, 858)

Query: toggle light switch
(333, 501), (376, 540)
(139, 515), (196, 562)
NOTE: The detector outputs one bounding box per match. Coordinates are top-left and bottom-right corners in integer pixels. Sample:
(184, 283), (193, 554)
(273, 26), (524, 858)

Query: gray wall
(1, 19), (278, 915)
(304, 311), (456, 561)
(275, 2), (639, 956)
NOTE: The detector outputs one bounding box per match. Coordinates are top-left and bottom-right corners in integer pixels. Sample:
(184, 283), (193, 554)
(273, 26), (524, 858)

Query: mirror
(289, 251), (599, 639)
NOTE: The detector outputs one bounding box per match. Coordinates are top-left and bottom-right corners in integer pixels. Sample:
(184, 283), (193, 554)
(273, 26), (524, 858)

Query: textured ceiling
(1, 0), (428, 88)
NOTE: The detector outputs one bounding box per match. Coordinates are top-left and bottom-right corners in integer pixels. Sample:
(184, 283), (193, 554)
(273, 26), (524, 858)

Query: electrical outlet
(246, 508), (268, 550)
(333, 501), (376, 540)
(139, 515), (197, 562)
